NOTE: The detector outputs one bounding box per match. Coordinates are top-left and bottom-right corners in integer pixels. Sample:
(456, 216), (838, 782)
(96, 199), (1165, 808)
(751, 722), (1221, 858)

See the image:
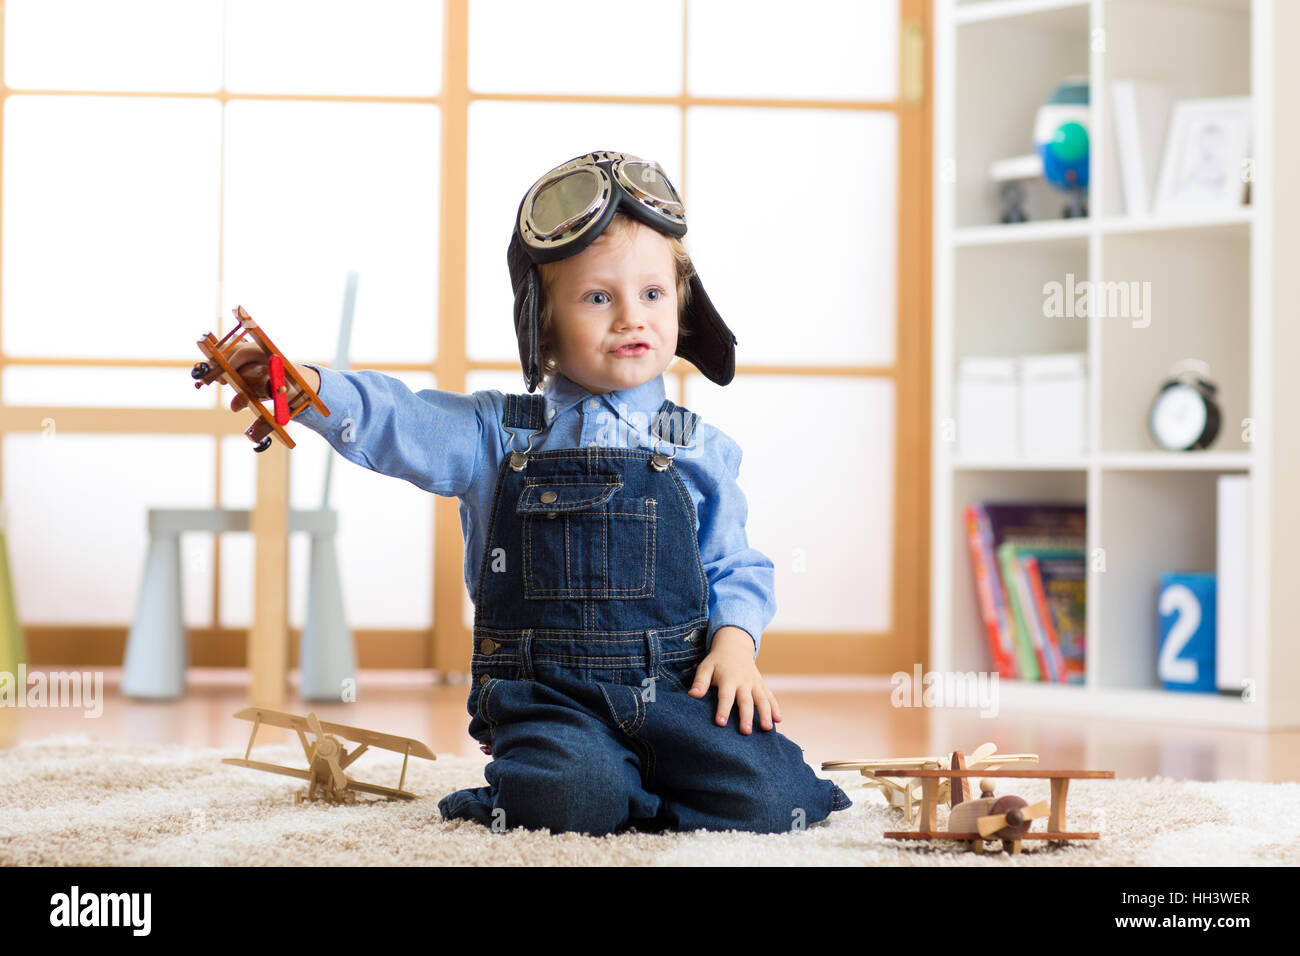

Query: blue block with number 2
(1157, 572), (1217, 692)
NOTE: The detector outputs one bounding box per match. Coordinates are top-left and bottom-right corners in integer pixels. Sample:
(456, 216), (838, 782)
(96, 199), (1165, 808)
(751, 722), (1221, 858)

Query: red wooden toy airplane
(192, 305), (329, 452)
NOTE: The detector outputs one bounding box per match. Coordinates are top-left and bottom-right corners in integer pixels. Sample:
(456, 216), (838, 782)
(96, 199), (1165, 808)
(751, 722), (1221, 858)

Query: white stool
(123, 508), (354, 700)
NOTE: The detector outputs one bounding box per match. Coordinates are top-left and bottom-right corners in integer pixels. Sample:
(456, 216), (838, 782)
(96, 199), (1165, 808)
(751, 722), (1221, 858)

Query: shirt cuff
(291, 363), (337, 433)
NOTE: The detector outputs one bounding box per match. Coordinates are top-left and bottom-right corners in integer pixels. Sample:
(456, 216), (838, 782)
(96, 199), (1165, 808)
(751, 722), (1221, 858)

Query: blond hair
(535, 211), (694, 386)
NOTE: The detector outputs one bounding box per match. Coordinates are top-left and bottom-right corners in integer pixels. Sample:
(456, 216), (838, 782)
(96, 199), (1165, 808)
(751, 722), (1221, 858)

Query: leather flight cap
(507, 150), (737, 394)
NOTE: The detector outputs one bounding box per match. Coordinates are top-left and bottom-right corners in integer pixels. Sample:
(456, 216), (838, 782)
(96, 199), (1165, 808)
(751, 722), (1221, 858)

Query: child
(225, 150), (851, 835)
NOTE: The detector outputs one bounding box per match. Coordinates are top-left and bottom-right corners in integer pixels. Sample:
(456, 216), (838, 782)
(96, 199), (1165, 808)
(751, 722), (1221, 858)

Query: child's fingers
(764, 683), (783, 723)
(737, 689), (754, 735)
(688, 660), (713, 698)
(755, 691), (774, 731)
(714, 682), (736, 728)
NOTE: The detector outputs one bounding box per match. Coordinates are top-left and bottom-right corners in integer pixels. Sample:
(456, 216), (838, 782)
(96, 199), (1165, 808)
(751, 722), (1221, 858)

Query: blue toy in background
(1034, 76), (1090, 218)
(1157, 571), (1217, 693)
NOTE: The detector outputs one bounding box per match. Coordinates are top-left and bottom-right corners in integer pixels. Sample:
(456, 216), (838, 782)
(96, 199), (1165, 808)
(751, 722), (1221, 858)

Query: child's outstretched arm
(686, 430), (780, 735)
(220, 341), (486, 498)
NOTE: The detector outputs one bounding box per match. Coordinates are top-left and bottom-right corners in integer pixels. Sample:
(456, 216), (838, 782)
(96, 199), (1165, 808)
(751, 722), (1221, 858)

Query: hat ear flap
(675, 272), (736, 386)
(514, 265), (543, 393)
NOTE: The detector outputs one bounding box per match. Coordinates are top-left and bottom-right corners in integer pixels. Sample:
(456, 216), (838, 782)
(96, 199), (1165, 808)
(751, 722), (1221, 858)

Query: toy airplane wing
(231, 707), (436, 760)
(822, 742), (1038, 774)
(339, 778), (420, 801)
(821, 756), (945, 772)
(221, 757), (312, 781)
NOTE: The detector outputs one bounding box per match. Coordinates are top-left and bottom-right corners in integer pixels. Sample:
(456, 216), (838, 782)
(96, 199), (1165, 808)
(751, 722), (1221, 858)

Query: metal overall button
(507, 427), (542, 472)
(650, 438), (678, 472)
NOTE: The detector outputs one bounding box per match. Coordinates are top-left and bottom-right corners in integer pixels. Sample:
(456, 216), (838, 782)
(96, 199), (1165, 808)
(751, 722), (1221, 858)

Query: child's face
(546, 222), (679, 395)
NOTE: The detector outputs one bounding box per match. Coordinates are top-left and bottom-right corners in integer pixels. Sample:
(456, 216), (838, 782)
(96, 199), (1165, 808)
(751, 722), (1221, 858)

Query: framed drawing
(1153, 97), (1252, 215)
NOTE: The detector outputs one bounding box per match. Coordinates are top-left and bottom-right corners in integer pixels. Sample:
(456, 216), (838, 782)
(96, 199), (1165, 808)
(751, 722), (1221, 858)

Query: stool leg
(123, 533), (186, 698)
(300, 531), (356, 700)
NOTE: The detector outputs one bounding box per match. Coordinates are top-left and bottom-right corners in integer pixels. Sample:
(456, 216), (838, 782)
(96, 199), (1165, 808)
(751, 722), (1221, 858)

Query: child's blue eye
(645, 288), (662, 301)
(586, 292), (609, 305)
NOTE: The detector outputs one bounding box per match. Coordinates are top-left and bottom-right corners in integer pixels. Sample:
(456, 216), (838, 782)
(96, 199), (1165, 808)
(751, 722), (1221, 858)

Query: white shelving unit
(932, 0), (1299, 728)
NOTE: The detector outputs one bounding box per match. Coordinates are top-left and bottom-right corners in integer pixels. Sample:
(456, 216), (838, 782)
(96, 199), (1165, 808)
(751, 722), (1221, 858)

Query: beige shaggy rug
(2, 733), (1297, 866)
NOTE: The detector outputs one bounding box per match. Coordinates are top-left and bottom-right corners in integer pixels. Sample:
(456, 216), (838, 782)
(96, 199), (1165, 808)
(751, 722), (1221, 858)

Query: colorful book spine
(1018, 546), (1087, 683)
(965, 505), (1018, 678)
(997, 542), (1041, 681)
(1022, 554), (1067, 682)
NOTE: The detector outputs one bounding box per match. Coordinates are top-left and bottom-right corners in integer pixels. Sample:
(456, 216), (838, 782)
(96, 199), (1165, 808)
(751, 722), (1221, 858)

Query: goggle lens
(618, 159), (681, 211)
(530, 166), (605, 237)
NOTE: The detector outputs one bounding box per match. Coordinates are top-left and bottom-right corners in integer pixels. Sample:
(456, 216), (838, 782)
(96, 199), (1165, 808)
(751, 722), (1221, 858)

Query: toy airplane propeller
(223, 707), (436, 805)
(192, 305), (329, 452)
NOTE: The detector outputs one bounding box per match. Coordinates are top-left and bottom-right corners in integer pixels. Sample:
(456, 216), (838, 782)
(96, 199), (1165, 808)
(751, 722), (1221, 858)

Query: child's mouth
(613, 343), (650, 357)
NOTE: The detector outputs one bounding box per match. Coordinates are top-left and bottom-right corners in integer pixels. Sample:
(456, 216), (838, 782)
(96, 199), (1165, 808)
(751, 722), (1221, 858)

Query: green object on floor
(0, 516), (24, 673)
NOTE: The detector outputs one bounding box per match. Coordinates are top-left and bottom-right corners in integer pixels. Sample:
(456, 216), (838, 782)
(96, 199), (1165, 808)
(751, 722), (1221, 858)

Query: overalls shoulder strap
(503, 393), (547, 432)
(650, 399), (700, 449)
(502, 393), (700, 449)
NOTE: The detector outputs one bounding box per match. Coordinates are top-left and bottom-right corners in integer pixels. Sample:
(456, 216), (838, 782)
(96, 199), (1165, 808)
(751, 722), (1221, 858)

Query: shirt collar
(543, 370), (667, 430)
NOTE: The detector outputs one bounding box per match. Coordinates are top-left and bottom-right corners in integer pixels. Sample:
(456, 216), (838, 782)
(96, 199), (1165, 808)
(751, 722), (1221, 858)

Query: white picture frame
(1153, 96), (1252, 215)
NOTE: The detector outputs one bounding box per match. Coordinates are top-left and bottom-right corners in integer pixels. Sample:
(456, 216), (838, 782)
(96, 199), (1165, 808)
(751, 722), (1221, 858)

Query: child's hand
(688, 626), (783, 735)
(218, 342), (316, 412)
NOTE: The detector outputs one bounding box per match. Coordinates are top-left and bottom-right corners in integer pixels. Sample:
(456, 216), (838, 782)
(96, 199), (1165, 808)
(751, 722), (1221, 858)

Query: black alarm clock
(1148, 359), (1221, 451)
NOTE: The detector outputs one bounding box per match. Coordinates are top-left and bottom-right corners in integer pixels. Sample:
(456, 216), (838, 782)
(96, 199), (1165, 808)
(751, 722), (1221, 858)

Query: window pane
(686, 107), (897, 366)
(3, 96), (221, 359)
(223, 101), (439, 366)
(4, 434), (216, 625)
(689, 0), (898, 101)
(684, 374), (895, 632)
(218, 368), (435, 631)
(225, 0), (442, 96)
(4, 0), (223, 92)
(466, 101), (682, 362)
(3, 366), (217, 409)
(469, 0), (682, 96)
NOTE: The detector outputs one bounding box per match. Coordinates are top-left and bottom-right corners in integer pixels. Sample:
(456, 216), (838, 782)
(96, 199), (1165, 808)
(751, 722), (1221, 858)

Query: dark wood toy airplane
(192, 305), (329, 452)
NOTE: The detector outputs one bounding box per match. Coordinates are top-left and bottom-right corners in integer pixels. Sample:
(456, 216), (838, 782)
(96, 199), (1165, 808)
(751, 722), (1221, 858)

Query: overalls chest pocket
(517, 472), (656, 600)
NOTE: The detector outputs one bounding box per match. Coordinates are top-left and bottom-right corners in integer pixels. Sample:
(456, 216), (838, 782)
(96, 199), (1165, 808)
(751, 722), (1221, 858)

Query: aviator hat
(506, 149), (737, 393)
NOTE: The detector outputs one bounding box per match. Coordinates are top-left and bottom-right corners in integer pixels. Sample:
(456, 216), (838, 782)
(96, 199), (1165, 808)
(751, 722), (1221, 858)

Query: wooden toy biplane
(222, 707), (436, 805)
(192, 305), (329, 452)
(822, 742), (1039, 826)
(872, 755), (1115, 854)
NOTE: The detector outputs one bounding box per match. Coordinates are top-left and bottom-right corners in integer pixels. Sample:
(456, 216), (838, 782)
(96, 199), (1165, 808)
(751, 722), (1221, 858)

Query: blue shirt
(292, 365), (776, 657)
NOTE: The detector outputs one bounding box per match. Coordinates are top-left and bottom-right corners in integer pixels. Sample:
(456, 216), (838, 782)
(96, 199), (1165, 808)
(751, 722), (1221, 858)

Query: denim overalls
(436, 392), (852, 835)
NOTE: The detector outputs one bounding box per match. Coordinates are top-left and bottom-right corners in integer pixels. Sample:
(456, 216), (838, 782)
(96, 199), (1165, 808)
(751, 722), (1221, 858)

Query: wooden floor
(3, 669), (1298, 783)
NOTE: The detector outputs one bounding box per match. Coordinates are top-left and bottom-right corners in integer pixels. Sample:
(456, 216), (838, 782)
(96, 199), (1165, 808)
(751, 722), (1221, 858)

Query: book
(1216, 475), (1250, 693)
(998, 542), (1045, 681)
(965, 505), (1019, 678)
(973, 502), (1086, 682)
(1110, 80), (1177, 217)
(1019, 546), (1086, 684)
(1020, 554), (1060, 681)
